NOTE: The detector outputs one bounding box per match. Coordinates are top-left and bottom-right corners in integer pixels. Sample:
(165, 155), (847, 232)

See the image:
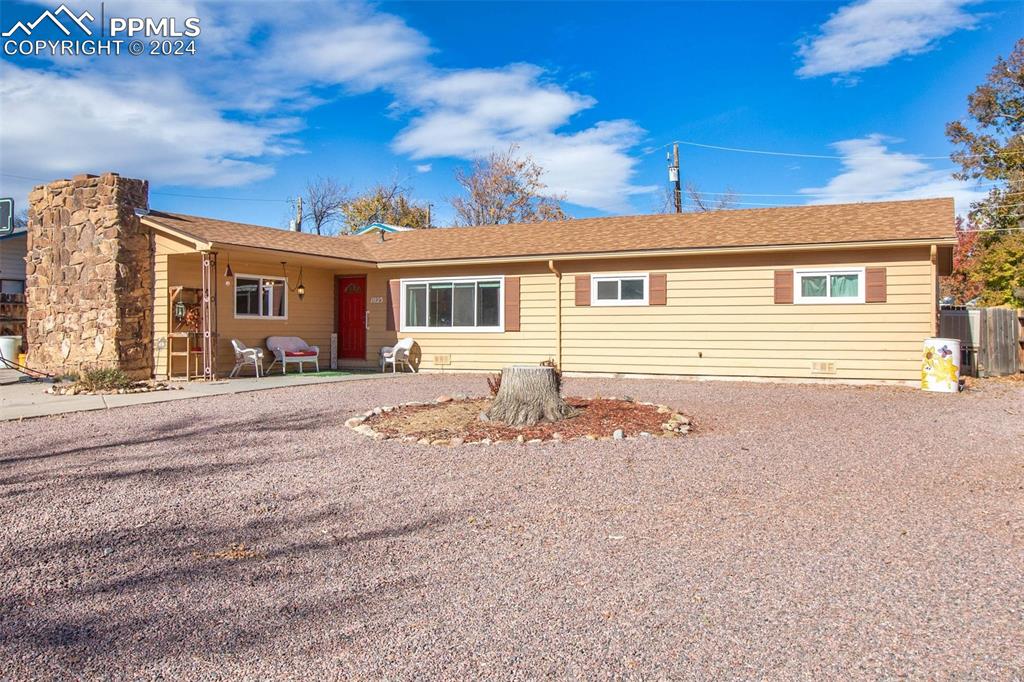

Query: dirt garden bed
(349, 395), (692, 445)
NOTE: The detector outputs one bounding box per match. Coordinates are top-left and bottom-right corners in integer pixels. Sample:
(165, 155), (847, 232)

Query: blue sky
(1, 0), (1020, 229)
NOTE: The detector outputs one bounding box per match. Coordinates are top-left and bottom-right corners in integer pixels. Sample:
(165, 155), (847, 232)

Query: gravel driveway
(1, 375), (1022, 679)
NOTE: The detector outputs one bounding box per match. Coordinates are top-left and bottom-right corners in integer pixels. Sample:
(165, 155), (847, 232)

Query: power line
(692, 187), (1020, 199)
(658, 139), (1018, 162)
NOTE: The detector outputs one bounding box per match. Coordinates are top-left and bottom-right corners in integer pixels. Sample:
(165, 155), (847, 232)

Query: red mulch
(363, 397), (679, 442)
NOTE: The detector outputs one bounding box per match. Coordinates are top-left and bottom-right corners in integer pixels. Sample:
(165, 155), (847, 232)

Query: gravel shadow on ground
(1, 374), (1022, 678)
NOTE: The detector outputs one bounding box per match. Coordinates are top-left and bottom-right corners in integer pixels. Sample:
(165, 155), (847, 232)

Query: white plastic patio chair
(229, 339), (264, 378)
(379, 337), (416, 373)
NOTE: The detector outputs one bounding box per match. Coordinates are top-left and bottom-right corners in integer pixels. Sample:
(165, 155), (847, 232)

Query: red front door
(337, 276), (367, 360)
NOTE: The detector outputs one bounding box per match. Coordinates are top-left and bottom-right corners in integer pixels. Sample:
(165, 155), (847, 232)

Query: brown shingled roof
(145, 211), (376, 263)
(145, 198), (955, 265)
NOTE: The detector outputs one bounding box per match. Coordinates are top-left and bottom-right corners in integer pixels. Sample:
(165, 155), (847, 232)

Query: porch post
(201, 252), (218, 380)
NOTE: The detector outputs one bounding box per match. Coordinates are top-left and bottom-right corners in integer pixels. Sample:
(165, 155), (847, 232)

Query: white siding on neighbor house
(0, 233), (27, 285)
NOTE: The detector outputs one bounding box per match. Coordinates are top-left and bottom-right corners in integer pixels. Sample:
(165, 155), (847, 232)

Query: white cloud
(415, 164), (432, 173)
(0, 62), (292, 201)
(392, 64), (647, 211)
(2, 1), (649, 214)
(799, 134), (985, 214)
(797, 0), (979, 78)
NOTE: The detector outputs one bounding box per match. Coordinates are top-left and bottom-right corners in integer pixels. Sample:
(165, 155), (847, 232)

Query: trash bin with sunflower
(921, 338), (961, 393)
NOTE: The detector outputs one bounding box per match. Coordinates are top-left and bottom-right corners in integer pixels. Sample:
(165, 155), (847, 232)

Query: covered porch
(152, 227), (390, 380)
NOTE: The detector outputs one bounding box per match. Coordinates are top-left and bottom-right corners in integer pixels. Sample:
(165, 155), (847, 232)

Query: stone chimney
(25, 172), (153, 378)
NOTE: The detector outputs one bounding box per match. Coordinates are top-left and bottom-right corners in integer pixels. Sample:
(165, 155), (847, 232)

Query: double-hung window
(591, 274), (648, 306)
(235, 275), (287, 319)
(401, 277), (503, 331)
(793, 268), (865, 304)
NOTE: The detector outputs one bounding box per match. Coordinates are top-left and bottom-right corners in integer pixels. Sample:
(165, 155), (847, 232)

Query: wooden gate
(939, 306), (1021, 377)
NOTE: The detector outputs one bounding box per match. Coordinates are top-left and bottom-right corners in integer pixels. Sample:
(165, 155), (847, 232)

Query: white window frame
(793, 267), (865, 305)
(234, 273), (288, 320)
(591, 273), (649, 306)
(400, 275), (505, 333)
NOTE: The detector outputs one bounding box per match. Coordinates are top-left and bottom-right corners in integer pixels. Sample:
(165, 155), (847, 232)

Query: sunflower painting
(921, 342), (959, 392)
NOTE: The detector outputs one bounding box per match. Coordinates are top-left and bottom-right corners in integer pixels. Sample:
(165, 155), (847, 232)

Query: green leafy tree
(973, 233), (1024, 306)
(946, 38), (1023, 243)
(340, 180), (431, 233)
(946, 38), (1024, 304)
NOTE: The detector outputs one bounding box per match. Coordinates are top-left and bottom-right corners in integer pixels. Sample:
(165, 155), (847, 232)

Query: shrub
(78, 368), (134, 392)
(487, 371), (502, 397)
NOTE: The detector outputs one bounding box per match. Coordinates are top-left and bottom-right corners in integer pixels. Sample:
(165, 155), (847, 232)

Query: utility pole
(295, 196), (303, 232)
(668, 143), (682, 213)
(426, 203), (432, 228)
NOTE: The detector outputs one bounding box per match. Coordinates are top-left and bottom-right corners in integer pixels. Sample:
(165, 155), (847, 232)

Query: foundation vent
(432, 354), (451, 366)
(810, 361), (837, 375)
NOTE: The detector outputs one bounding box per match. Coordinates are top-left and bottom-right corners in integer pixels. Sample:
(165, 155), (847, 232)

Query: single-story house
(23, 173), (956, 384)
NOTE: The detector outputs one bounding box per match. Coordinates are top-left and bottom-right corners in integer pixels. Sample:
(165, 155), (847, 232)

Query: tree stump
(485, 364), (577, 427)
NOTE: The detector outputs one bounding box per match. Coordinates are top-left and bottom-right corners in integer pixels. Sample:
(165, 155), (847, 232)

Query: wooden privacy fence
(939, 306), (1021, 377)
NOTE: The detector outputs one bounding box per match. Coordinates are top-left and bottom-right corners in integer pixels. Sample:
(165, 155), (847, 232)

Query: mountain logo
(3, 4), (95, 37)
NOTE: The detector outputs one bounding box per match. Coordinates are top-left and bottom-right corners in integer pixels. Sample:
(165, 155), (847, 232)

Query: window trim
(590, 273), (649, 306)
(234, 273), (289, 320)
(793, 267), (865, 305)
(399, 275), (505, 333)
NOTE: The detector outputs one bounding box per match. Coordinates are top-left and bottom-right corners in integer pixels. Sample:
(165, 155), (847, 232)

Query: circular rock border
(345, 395), (692, 446)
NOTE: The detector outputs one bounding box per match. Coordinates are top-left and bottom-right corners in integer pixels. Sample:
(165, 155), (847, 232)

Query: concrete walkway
(0, 370), (399, 421)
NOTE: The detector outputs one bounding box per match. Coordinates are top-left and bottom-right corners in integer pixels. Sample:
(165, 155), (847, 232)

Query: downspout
(929, 244), (939, 336)
(547, 259), (562, 367)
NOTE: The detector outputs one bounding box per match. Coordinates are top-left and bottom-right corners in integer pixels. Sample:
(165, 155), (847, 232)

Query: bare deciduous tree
(656, 183), (736, 213)
(340, 179), (431, 233)
(297, 176), (349, 235)
(450, 145), (569, 226)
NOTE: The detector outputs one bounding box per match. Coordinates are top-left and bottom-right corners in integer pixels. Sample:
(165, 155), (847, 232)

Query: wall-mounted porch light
(224, 255), (234, 287)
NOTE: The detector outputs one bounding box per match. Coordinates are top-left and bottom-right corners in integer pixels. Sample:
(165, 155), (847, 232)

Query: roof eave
(142, 217), (212, 250)
(373, 236), (958, 268)
(205, 241), (375, 269)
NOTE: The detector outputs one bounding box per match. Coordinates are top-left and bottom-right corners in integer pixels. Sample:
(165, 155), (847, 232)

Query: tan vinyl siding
(376, 246), (934, 382)
(154, 242), (361, 376)
(370, 262), (558, 372)
(151, 234), (937, 383)
(557, 247), (933, 381)
(152, 232), (199, 377)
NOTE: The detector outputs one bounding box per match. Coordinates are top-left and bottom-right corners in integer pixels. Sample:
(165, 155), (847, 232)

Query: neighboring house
(22, 173), (957, 384)
(353, 222), (415, 236)
(0, 226), (27, 294)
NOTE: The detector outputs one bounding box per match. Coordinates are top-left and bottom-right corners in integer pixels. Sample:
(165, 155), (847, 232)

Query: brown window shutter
(504, 276), (521, 331)
(386, 280), (400, 330)
(574, 275), (591, 306)
(865, 267), (887, 303)
(937, 247), (954, 276)
(649, 273), (667, 305)
(774, 270), (793, 304)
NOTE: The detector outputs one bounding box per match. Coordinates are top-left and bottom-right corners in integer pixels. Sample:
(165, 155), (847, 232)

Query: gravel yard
(1, 375), (1022, 679)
